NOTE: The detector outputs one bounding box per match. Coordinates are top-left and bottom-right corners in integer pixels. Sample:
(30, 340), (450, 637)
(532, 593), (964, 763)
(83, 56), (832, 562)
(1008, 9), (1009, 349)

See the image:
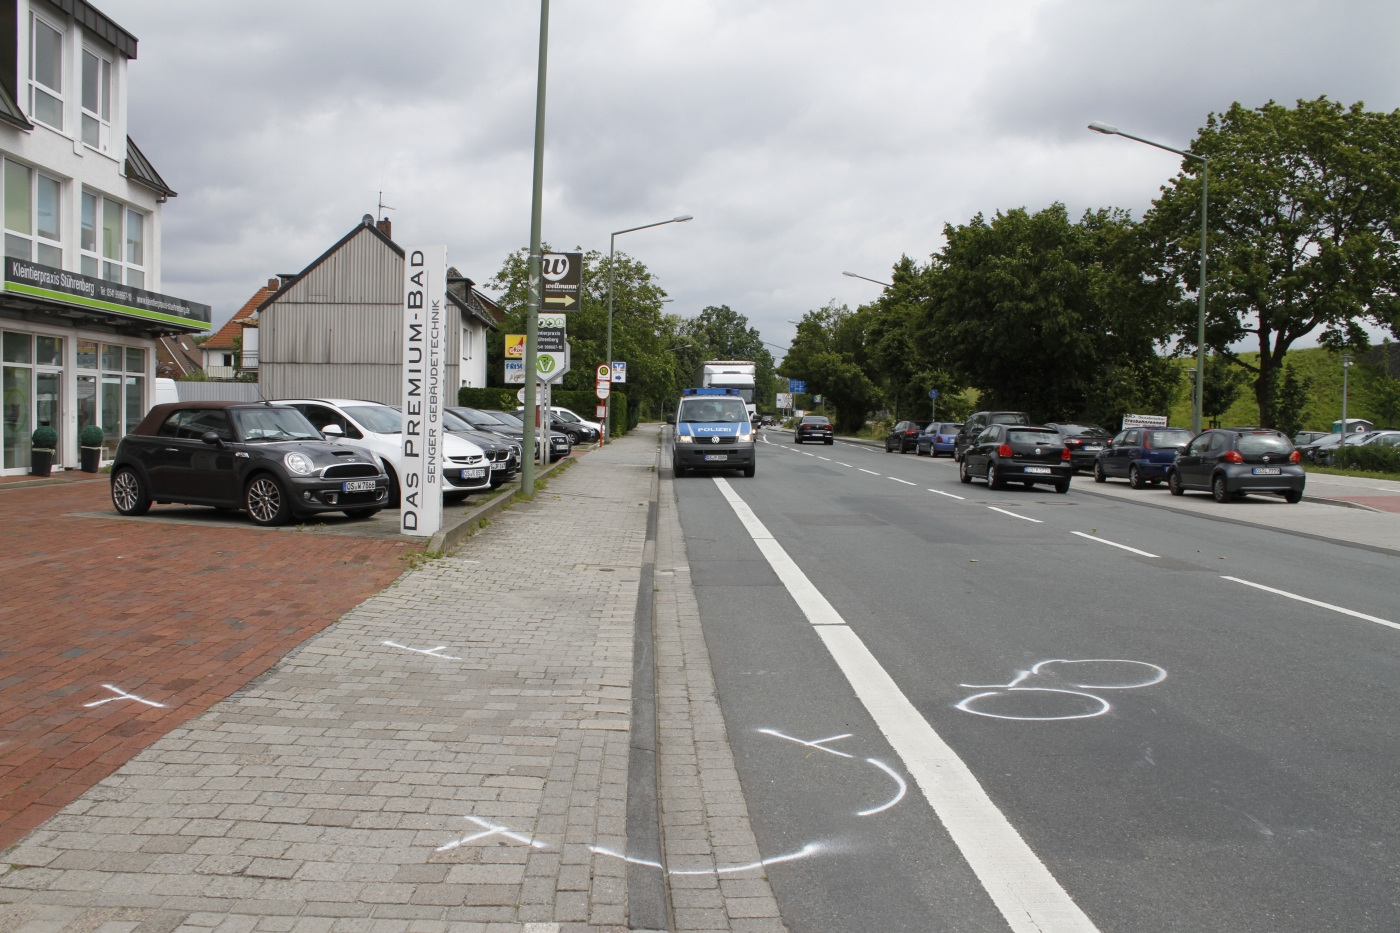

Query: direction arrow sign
(541, 252), (582, 312)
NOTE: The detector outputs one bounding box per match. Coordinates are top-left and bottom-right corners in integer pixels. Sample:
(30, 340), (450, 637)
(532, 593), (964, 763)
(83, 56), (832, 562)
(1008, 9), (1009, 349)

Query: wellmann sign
(400, 245), (445, 536)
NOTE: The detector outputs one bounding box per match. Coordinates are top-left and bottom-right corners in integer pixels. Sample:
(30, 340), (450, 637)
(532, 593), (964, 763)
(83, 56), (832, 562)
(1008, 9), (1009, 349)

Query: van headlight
(676, 434), (693, 444)
(284, 452), (315, 475)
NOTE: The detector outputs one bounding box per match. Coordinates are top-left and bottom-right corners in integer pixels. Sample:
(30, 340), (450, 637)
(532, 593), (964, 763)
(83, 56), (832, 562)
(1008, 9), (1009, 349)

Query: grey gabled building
(255, 216), (497, 405)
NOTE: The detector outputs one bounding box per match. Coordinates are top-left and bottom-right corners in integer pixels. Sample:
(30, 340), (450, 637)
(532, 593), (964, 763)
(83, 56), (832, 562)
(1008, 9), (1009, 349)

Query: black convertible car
(110, 401), (390, 526)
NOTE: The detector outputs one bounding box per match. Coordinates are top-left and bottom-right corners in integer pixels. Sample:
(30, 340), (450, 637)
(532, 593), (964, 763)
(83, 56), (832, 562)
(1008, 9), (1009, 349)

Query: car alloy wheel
(987, 462), (1004, 489)
(1093, 461), (1107, 483)
(111, 467), (151, 516)
(246, 475), (291, 526)
(1212, 474), (1230, 503)
(1129, 465), (1144, 489)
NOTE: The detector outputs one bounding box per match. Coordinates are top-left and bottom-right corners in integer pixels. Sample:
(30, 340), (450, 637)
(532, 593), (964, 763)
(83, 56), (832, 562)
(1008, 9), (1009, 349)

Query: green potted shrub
(30, 425), (57, 477)
(79, 424), (105, 473)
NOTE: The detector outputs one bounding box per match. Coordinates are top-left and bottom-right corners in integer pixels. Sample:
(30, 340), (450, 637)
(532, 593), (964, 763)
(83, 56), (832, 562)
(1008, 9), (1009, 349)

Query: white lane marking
(930, 489), (965, 500)
(818, 456), (831, 461)
(857, 758), (908, 816)
(83, 684), (166, 708)
(712, 477), (1100, 933)
(383, 640), (462, 660)
(836, 462), (853, 468)
(1221, 576), (1399, 631)
(1070, 531), (1158, 558)
(987, 506), (1042, 523)
(803, 452), (816, 457)
(859, 468), (881, 476)
(889, 477), (916, 486)
(757, 727), (854, 758)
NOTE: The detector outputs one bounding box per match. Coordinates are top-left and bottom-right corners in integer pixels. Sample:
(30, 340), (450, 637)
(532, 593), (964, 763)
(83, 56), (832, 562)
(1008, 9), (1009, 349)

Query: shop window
(4, 161), (30, 260)
(80, 49), (111, 153)
(29, 14), (63, 132)
(3, 331), (31, 363)
(76, 339), (97, 369)
(77, 374), (96, 436)
(36, 335), (62, 367)
(125, 375), (143, 433)
(126, 347), (144, 372)
(100, 373), (121, 447)
(101, 344), (122, 371)
(5, 162), (63, 267)
(3, 364), (30, 468)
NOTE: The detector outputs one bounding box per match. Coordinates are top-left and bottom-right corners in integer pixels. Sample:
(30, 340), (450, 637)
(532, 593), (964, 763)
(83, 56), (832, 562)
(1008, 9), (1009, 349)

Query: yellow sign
(505, 334), (526, 358)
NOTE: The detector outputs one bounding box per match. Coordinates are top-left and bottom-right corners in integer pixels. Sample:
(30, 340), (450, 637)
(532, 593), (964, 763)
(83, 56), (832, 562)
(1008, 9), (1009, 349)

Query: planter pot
(31, 448), (53, 477)
(80, 446), (101, 473)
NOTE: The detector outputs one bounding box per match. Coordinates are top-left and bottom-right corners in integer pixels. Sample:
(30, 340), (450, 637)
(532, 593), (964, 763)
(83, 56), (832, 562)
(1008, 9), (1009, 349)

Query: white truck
(701, 361), (757, 422)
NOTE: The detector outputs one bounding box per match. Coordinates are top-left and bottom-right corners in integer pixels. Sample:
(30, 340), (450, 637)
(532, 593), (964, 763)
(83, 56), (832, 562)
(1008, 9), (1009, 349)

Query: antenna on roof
(378, 191), (396, 222)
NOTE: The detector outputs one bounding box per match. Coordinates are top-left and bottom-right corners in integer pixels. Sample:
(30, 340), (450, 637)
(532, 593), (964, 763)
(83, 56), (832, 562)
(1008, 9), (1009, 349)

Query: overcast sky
(110, 0), (1400, 354)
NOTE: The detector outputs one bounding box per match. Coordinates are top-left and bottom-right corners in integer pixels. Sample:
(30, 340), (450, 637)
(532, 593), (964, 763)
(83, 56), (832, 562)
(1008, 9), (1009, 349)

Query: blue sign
(789, 379), (806, 394)
(928, 389), (939, 399)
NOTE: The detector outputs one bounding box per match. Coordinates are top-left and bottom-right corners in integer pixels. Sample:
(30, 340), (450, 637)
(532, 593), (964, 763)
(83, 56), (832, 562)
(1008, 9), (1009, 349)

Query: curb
(1302, 494), (1384, 512)
(427, 453), (577, 555)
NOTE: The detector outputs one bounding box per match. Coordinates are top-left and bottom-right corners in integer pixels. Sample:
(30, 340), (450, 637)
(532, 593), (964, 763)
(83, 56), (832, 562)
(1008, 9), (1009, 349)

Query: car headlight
(284, 452), (315, 475)
(676, 435), (693, 444)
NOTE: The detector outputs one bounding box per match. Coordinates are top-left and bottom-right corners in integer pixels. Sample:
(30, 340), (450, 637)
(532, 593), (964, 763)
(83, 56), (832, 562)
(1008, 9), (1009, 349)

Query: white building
(0, 0), (209, 473)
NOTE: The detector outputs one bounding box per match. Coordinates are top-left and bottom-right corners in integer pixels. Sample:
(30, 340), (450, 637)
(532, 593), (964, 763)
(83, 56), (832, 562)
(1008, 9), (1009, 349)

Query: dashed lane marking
(859, 469), (881, 476)
(987, 506), (1042, 523)
(930, 489), (965, 500)
(1070, 531), (1158, 558)
(1221, 576), (1399, 631)
(890, 477), (916, 486)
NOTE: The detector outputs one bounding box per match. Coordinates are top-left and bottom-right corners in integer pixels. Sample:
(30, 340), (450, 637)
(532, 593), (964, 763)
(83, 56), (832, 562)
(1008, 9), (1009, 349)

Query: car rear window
(940, 423), (963, 432)
(1147, 429), (1194, 448)
(1007, 430), (1061, 445)
(1236, 433), (1292, 456)
(1058, 423), (1108, 437)
(801, 416), (830, 425)
(990, 413), (1030, 425)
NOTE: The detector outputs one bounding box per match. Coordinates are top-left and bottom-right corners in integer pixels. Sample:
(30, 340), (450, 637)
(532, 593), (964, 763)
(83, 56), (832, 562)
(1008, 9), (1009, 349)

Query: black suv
(1168, 428), (1304, 503)
(110, 401), (389, 526)
(885, 420), (930, 453)
(953, 411), (1030, 461)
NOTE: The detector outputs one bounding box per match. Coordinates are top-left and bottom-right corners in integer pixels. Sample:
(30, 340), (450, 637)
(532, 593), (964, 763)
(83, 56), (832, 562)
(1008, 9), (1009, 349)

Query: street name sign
(400, 245), (444, 538)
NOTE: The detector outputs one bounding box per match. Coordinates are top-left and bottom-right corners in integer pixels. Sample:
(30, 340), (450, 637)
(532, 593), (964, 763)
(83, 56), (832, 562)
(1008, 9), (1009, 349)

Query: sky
(109, 0), (1400, 355)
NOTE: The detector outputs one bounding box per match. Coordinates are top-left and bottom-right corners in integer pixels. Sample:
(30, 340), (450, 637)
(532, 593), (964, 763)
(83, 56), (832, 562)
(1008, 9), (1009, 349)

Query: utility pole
(521, 0), (549, 497)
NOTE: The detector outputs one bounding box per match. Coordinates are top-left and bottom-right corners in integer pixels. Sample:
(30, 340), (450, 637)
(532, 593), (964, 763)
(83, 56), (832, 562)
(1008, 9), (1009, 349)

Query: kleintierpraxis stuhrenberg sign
(400, 245), (445, 537)
(5, 259), (211, 329)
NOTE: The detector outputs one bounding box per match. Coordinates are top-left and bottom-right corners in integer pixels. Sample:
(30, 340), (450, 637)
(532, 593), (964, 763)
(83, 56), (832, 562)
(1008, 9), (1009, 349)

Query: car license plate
(1084, 446), (1102, 451)
(1024, 466), (1052, 474)
(490, 462), (505, 470)
(342, 480), (376, 492)
(703, 454), (729, 461)
(1252, 467), (1281, 475)
(461, 468), (487, 479)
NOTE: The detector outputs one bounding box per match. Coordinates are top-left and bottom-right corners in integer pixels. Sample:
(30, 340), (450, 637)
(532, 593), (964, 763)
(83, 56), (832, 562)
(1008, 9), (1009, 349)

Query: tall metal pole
(1194, 159), (1208, 435)
(604, 232), (616, 444)
(521, 0), (549, 496)
(1341, 353), (1352, 445)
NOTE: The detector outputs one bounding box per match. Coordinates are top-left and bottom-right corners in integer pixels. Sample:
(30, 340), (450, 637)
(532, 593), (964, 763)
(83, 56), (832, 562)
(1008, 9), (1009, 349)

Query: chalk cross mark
(383, 640), (461, 660)
(83, 684), (166, 708)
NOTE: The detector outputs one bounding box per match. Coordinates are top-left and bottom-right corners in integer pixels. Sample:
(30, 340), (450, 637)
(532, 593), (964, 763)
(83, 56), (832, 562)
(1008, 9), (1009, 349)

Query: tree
(1201, 352), (1249, 425)
(1268, 365), (1312, 437)
(779, 302), (880, 432)
(679, 305), (777, 408)
(1148, 97), (1400, 427)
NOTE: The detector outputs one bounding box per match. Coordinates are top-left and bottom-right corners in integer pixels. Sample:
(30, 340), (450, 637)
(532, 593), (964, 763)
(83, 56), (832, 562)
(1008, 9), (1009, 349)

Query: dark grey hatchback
(110, 401), (389, 526)
(1167, 428), (1304, 503)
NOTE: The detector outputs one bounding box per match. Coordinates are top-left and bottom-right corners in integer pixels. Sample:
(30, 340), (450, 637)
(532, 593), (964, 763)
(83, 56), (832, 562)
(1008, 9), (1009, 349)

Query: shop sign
(5, 258), (211, 330)
(400, 245), (445, 537)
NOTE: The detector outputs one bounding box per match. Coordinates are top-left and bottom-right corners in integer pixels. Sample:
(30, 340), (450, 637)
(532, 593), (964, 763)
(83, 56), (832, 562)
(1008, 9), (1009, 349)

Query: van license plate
(1024, 466), (1052, 474)
(703, 455), (729, 461)
(343, 480), (376, 492)
(1252, 467), (1281, 475)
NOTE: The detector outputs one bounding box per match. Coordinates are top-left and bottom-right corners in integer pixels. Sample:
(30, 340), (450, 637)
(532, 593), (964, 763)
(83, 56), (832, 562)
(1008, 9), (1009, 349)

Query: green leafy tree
(779, 302), (880, 432)
(1201, 352), (1249, 425)
(679, 305), (777, 408)
(1148, 97), (1400, 427)
(1364, 365), (1400, 429)
(1268, 364), (1312, 436)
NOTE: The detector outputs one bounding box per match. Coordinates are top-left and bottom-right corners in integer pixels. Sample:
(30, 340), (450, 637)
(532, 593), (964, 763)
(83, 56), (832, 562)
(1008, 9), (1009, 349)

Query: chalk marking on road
(889, 477), (916, 486)
(955, 660), (1167, 721)
(590, 842), (825, 876)
(383, 640), (462, 660)
(711, 476), (1100, 933)
(857, 758), (908, 816)
(930, 489), (965, 500)
(438, 815), (550, 851)
(83, 684), (166, 708)
(858, 468), (881, 476)
(757, 727), (854, 758)
(1220, 576), (1399, 631)
(987, 506), (1042, 523)
(1070, 531), (1159, 558)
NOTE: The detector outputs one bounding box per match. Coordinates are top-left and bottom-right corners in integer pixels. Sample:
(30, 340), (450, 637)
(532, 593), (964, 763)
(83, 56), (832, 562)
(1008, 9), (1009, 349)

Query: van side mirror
(321, 424), (344, 437)
(201, 431), (224, 448)
(666, 414), (676, 425)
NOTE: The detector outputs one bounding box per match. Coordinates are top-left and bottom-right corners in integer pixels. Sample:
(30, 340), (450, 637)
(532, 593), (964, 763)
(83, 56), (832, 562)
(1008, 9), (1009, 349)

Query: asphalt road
(669, 427), (1400, 933)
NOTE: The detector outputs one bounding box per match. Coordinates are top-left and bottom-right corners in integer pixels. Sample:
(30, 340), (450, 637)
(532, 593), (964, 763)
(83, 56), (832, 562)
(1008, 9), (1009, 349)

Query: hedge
(457, 387), (518, 410)
(457, 386), (634, 437)
(1331, 443), (1400, 474)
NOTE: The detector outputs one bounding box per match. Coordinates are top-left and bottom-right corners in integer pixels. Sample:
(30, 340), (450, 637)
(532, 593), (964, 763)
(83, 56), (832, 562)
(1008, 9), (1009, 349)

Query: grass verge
(1304, 464), (1400, 484)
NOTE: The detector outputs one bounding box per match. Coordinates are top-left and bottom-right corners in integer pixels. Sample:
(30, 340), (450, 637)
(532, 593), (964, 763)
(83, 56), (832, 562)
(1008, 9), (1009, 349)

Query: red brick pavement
(0, 480), (417, 850)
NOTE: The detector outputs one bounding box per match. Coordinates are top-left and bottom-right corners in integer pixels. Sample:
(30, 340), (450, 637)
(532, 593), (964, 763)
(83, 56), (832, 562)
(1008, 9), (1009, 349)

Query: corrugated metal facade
(174, 382), (262, 403)
(258, 225), (461, 404)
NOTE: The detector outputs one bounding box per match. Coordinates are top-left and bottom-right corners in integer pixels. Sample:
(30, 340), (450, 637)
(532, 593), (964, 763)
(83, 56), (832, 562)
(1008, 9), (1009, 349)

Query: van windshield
(679, 398), (749, 423)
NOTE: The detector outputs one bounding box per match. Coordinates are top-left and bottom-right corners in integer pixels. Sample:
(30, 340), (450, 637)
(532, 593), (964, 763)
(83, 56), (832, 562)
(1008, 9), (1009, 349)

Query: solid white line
(859, 468), (881, 476)
(929, 488), (965, 500)
(711, 477), (1099, 933)
(1221, 576), (1399, 631)
(987, 506), (1042, 523)
(1070, 532), (1158, 558)
(889, 477), (916, 486)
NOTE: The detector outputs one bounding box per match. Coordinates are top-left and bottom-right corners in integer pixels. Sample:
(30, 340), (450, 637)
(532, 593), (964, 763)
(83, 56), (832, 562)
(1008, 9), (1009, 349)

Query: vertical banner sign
(400, 245), (446, 537)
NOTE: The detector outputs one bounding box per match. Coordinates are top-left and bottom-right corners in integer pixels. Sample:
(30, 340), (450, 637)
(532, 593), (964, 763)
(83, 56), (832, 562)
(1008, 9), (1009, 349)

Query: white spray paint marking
(858, 469), (881, 476)
(437, 815), (550, 852)
(383, 640), (462, 660)
(83, 684), (166, 708)
(857, 758), (908, 816)
(713, 477), (1099, 933)
(590, 842), (826, 875)
(1070, 531), (1158, 558)
(758, 729), (909, 817)
(987, 506), (1041, 523)
(758, 727), (854, 758)
(889, 477), (916, 486)
(956, 660), (1167, 721)
(929, 488), (965, 500)
(1221, 576), (1399, 631)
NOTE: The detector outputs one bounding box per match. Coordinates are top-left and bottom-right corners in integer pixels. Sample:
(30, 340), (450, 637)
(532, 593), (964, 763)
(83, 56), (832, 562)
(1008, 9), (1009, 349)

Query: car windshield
(679, 398), (749, 423)
(232, 407), (321, 441)
(554, 410), (581, 423)
(442, 409), (474, 432)
(1058, 424), (1108, 437)
(485, 410), (525, 428)
(990, 413), (1030, 425)
(343, 405), (402, 434)
(453, 407), (504, 425)
(802, 416), (830, 425)
(1007, 429), (1061, 445)
(1237, 433), (1292, 456)
(1148, 429), (1194, 448)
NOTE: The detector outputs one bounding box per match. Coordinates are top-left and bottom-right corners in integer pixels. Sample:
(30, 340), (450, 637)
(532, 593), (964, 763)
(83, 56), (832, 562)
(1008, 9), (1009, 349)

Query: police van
(667, 387), (756, 477)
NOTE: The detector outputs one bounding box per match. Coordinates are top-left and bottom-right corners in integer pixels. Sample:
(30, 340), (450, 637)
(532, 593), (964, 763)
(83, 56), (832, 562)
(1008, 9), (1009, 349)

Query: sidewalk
(1, 426), (783, 933)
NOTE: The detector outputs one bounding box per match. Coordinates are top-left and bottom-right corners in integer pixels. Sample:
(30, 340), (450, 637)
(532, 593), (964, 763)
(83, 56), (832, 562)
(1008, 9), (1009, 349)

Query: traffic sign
(596, 382), (611, 400)
(929, 389), (939, 399)
(541, 252), (582, 310)
(517, 387), (527, 403)
(597, 364), (612, 380)
(611, 361), (627, 383)
(789, 379), (806, 394)
(596, 405), (607, 419)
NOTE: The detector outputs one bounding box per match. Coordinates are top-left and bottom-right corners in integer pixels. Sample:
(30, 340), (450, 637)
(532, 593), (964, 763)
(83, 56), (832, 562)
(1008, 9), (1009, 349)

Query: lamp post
(1089, 121), (1209, 434)
(841, 271), (893, 288)
(1341, 353), (1354, 444)
(605, 215), (692, 442)
(520, 0), (550, 496)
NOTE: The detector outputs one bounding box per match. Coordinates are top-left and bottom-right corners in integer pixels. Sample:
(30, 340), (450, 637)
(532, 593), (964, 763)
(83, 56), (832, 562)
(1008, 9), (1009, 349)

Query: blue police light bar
(682, 387), (742, 396)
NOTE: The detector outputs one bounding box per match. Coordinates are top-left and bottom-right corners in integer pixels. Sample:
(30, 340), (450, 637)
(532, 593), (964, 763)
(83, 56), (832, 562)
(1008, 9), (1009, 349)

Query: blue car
(916, 421), (964, 457)
(1094, 426), (1196, 488)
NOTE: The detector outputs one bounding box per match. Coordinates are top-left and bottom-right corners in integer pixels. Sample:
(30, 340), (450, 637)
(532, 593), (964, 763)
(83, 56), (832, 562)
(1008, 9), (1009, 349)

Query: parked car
(514, 407), (599, 445)
(110, 401), (390, 526)
(958, 424), (1072, 492)
(1093, 426), (1195, 488)
(916, 422), (963, 457)
(794, 415), (834, 445)
(443, 408), (521, 487)
(1167, 428), (1304, 503)
(1359, 430), (1400, 448)
(953, 411), (1031, 461)
(280, 398), (491, 505)
(451, 408), (571, 461)
(1293, 431), (1329, 447)
(1044, 423), (1111, 473)
(884, 420), (930, 453)
(549, 406), (604, 436)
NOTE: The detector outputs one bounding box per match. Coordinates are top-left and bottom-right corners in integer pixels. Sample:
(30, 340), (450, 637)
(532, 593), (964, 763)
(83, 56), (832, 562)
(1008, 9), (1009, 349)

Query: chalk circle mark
(955, 688), (1110, 721)
(1031, 659), (1167, 690)
(955, 658), (1166, 722)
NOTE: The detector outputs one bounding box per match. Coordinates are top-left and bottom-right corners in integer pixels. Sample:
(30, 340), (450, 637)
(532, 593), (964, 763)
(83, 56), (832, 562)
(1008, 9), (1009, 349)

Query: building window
(80, 49), (111, 152)
(29, 14), (63, 131)
(2, 161), (62, 267)
(81, 193), (143, 283)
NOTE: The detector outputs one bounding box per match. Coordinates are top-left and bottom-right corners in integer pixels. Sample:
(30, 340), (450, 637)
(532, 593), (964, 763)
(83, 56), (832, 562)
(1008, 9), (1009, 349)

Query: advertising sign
(776, 392), (792, 409)
(505, 359), (525, 383)
(1122, 413), (1169, 430)
(538, 313), (566, 352)
(505, 334), (526, 358)
(400, 245), (445, 537)
(611, 361), (627, 383)
(4, 257), (213, 330)
(541, 252), (582, 310)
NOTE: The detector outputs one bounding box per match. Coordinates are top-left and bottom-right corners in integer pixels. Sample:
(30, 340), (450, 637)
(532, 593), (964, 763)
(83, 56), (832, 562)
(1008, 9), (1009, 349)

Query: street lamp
(1341, 353), (1354, 444)
(842, 271), (893, 288)
(606, 214), (692, 442)
(1090, 120), (1210, 434)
